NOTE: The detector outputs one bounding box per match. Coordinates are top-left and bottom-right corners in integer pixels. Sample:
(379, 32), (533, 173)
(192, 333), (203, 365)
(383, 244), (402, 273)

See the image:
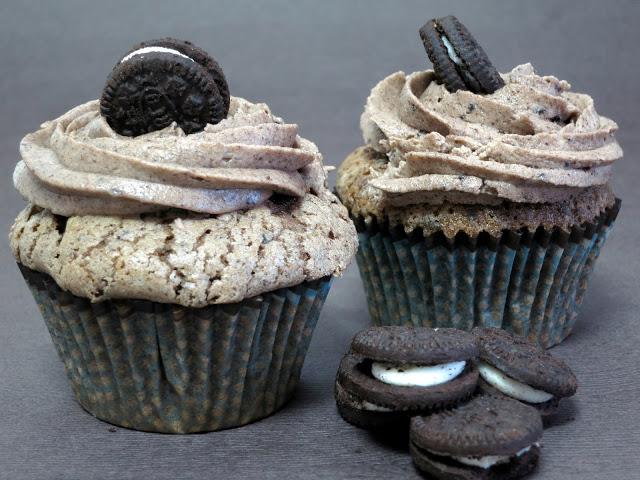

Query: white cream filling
(360, 400), (394, 412)
(441, 35), (463, 66)
(478, 362), (554, 404)
(431, 443), (538, 469)
(335, 382), (393, 412)
(371, 360), (466, 387)
(120, 46), (195, 64)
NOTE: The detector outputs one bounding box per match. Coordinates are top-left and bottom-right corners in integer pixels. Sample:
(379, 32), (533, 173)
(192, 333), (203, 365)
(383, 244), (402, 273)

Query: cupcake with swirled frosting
(10, 39), (357, 433)
(336, 18), (621, 348)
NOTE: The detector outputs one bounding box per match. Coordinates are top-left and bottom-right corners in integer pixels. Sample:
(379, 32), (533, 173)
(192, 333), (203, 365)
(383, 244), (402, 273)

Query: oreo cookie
(100, 38), (230, 136)
(419, 15), (505, 94)
(410, 394), (543, 479)
(473, 328), (578, 416)
(126, 38), (230, 113)
(335, 326), (479, 430)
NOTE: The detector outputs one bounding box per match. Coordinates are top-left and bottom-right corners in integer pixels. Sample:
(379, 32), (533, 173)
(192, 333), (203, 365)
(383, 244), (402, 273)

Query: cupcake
(10, 38), (357, 433)
(336, 16), (621, 348)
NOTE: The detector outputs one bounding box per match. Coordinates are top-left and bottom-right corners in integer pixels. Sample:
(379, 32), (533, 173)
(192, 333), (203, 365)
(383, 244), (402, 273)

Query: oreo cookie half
(335, 327), (479, 430)
(100, 38), (230, 136)
(419, 15), (505, 94)
(473, 328), (577, 416)
(410, 394), (543, 479)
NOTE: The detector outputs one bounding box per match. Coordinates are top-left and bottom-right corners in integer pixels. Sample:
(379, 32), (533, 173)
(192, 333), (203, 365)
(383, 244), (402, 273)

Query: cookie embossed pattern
(101, 38), (231, 136)
(336, 15), (622, 347)
(10, 38), (358, 433)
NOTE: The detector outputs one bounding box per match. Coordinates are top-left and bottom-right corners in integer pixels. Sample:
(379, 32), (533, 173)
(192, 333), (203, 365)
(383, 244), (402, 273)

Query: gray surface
(0, 0), (639, 478)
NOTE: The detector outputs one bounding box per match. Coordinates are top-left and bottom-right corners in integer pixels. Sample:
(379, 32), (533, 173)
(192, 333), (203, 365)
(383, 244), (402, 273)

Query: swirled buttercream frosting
(360, 63), (622, 206)
(14, 97), (323, 216)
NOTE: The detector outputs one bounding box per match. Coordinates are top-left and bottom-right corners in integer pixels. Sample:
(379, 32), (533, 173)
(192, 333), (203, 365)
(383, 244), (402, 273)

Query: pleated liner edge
(352, 199), (620, 348)
(19, 264), (332, 433)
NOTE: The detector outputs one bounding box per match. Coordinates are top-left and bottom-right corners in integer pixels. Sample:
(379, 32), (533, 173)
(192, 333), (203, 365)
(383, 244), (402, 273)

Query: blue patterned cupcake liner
(19, 264), (332, 433)
(353, 199), (620, 348)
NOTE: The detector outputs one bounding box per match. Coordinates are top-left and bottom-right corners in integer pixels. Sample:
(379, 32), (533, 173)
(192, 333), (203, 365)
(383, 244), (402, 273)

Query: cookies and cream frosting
(14, 97), (323, 216)
(360, 63), (622, 206)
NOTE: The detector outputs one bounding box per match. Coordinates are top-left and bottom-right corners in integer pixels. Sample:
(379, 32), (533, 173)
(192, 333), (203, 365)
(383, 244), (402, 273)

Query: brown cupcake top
(337, 146), (615, 237)
(10, 191), (357, 306)
(12, 93), (359, 305)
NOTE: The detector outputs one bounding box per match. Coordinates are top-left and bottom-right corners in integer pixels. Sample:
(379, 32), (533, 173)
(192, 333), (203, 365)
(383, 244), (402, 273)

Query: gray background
(1, 1), (639, 478)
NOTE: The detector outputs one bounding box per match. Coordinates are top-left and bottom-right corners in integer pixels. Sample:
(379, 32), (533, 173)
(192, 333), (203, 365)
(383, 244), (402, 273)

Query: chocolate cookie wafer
(100, 38), (229, 136)
(410, 394), (543, 479)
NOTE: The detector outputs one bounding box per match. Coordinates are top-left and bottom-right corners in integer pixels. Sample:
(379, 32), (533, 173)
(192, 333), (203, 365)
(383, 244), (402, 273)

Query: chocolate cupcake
(336, 16), (621, 347)
(10, 39), (357, 433)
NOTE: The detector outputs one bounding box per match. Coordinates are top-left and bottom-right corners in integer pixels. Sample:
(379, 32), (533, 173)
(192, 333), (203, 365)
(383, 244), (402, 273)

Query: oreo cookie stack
(335, 324), (577, 479)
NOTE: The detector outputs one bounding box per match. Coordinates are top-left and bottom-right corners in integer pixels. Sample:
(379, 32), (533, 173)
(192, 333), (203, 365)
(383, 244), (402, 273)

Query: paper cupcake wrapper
(19, 265), (332, 433)
(353, 199), (620, 348)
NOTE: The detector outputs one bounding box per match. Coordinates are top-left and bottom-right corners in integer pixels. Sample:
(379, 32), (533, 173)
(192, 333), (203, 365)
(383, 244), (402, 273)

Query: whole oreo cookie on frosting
(419, 15), (505, 94)
(100, 38), (230, 136)
(473, 328), (577, 416)
(126, 38), (230, 113)
(410, 394), (543, 479)
(335, 326), (479, 430)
